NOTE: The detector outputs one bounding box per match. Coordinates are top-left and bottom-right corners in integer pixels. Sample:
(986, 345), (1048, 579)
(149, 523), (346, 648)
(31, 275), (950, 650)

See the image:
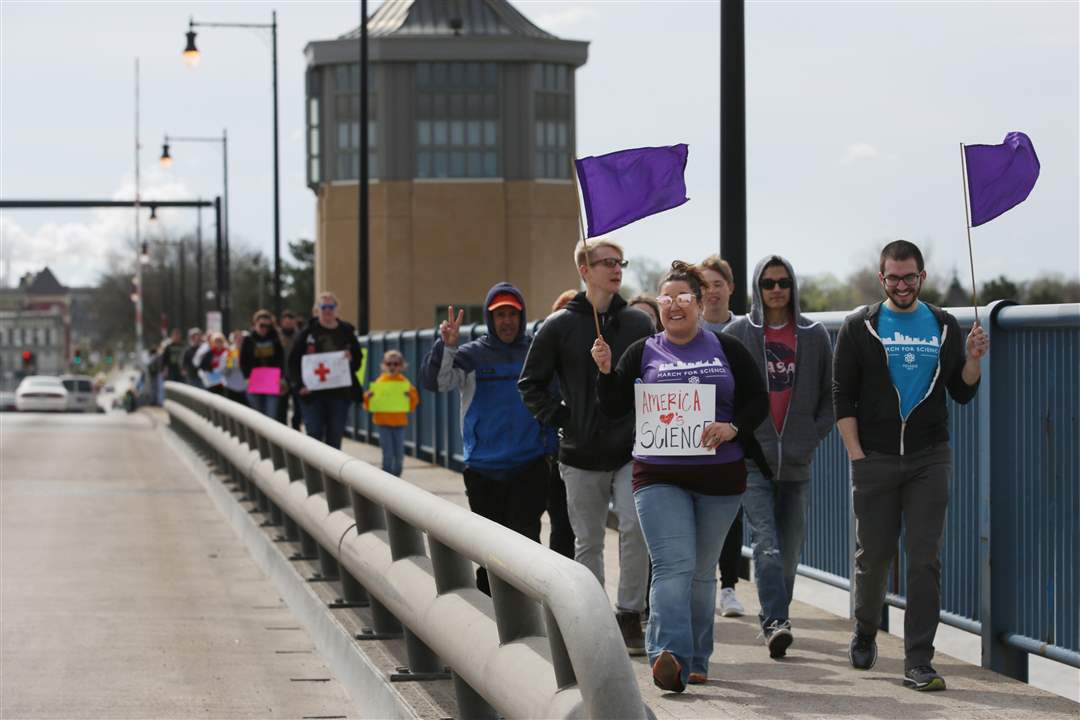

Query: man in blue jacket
(421, 283), (554, 596)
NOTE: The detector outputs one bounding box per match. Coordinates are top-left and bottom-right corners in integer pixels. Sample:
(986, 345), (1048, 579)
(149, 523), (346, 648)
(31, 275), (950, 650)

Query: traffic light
(21, 350), (34, 370)
(73, 349), (83, 366)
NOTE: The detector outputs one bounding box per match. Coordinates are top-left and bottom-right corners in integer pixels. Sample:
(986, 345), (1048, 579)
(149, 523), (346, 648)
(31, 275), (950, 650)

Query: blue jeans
(742, 469), (810, 624)
(301, 393), (352, 449)
(246, 392), (279, 420)
(379, 425), (405, 476)
(634, 484), (743, 683)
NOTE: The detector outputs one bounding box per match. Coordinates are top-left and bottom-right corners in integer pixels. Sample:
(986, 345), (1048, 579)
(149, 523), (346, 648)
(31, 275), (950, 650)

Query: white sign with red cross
(301, 350), (352, 390)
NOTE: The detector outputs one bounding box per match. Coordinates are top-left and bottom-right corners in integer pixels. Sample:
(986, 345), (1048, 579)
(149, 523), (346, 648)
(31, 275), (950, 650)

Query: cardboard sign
(633, 383), (716, 456)
(302, 350), (352, 390)
(248, 366), (281, 395)
(368, 380), (412, 413)
(205, 311), (222, 334)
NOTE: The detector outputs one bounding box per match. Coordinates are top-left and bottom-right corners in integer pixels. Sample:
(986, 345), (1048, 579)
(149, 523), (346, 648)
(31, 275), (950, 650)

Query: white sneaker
(719, 587), (745, 617)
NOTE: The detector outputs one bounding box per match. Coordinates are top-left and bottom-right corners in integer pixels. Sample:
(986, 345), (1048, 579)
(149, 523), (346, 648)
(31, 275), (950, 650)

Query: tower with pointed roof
(304, 0), (588, 329)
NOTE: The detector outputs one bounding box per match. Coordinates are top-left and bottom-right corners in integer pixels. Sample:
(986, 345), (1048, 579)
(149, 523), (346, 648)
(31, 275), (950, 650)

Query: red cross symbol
(314, 362), (331, 382)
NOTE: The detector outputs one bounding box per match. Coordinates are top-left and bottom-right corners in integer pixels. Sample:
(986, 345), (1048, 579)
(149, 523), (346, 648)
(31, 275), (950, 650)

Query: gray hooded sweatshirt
(725, 255), (834, 482)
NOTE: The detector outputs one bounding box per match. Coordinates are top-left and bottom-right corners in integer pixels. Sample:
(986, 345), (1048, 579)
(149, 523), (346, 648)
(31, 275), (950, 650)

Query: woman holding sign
(240, 309), (286, 418)
(592, 261), (768, 693)
(286, 292), (363, 449)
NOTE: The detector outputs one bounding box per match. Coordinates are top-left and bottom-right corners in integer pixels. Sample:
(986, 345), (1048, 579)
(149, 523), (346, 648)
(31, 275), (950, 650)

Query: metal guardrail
(349, 302), (1080, 682)
(164, 382), (649, 720)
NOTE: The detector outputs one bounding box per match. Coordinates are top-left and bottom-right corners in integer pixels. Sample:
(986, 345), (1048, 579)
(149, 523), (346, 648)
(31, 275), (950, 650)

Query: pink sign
(247, 367), (281, 395)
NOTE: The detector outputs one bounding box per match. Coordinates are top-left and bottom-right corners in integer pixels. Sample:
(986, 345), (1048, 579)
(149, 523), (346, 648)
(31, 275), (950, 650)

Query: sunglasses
(656, 293), (695, 308)
(759, 278), (793, 290)
(590, 257), (629, 269)
(319, 303), (337, 310)
(385, 361), (402, 368)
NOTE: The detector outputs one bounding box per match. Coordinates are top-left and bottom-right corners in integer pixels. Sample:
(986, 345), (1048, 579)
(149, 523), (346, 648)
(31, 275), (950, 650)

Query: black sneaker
(762, 619), (793, 659)
(616, 611), (645, 656)
(848, 630), (878, 670)
(904, 665), (946, 691)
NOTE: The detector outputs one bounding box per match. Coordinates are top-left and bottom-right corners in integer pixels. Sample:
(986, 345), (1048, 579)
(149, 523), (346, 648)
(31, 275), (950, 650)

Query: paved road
(1, 412), (356, 719)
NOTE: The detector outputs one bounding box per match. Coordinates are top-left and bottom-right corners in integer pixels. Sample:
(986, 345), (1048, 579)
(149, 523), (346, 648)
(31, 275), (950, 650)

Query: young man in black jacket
(518, 238), (654, 655)
(834, 240), (988, 692)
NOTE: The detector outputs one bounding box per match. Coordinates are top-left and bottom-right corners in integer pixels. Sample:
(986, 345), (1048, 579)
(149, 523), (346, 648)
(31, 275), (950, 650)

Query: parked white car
(15, 376), (68, 412)
(61, 375), (97, 413)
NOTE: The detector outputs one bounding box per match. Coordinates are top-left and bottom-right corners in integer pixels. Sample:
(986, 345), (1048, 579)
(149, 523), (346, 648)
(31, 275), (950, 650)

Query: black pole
(214, 196), (223, 323)
(271, 11), (282, 319)
(179, 239), (187, 331)
(196, 203), (203, 326)
(222, 130), (231, 334)
(720, 0), (747, 315)
(358, 0), (370, 335)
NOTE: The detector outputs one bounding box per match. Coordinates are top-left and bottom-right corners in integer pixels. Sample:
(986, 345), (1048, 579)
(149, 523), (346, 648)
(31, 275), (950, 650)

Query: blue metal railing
(348, 302), (1080, 679)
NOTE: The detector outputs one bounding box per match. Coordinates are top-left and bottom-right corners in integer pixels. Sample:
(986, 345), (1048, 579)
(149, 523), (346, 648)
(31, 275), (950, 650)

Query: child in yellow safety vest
(363, 350), (419, 477)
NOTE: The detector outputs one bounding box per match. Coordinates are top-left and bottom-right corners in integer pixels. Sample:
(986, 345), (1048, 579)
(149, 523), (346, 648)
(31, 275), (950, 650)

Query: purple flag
(575, 144), (689, 237)
(964, 132), (1040, 227)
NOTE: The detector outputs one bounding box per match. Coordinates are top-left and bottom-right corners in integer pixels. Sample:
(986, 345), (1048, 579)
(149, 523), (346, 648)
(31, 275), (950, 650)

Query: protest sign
(368, 381), (412, 413)
(301, 350), (352, 390)
(247, 367), (280, 395)
(633, 383), (715, 456)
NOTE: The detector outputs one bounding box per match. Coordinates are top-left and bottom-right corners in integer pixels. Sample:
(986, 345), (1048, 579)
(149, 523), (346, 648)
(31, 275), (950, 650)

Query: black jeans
(546, 457), (575, 559)
(718, 507), (744, 589)
(851, 442), (951, 670)
(463, 457), (550, 595)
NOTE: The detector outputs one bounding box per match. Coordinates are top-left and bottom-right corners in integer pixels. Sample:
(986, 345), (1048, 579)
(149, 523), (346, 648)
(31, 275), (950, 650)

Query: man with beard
(834, 240), (987, 692)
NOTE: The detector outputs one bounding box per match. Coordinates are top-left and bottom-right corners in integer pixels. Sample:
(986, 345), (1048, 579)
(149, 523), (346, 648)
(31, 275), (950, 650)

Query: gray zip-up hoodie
(725, 255), (834, 482)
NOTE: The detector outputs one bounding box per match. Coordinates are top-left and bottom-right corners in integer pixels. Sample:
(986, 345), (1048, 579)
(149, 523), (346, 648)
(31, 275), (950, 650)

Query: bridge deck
(1, 413), (357, 719)
(336, 436), (1079, 719)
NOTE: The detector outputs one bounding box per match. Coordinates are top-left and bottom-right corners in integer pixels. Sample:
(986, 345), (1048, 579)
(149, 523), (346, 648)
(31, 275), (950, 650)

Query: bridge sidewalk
(340, 437), (1078, 719)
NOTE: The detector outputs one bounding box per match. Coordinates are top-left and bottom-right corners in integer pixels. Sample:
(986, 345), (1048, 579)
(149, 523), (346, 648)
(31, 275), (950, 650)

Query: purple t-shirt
(635, 329), (745, 466)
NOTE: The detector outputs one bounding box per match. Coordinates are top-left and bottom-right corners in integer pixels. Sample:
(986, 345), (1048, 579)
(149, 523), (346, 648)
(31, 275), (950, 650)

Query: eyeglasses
(319, 303), (337, 310)
(759, 278), (793, 290)
(385, 361), (402, 368)
(589, 257), (629, 269)
(257, 323), (271, 330)
(656, 293), (695, 308)
(883, 273), (921, 287)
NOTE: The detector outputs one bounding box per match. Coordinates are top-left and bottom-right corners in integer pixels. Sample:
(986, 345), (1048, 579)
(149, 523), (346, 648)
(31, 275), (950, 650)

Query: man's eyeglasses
(759, 278), (793, 290)
(319, 303), (337, 310)
(590, 258), (629, 269)
(882, 273), (921, 288)
(656, 293), (695, 308)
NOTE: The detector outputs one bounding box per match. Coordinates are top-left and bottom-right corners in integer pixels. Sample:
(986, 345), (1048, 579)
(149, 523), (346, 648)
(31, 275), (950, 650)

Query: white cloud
(0, 170), (195, 288)
(531, 5), (596, 32)
(839, 142), (881, 165)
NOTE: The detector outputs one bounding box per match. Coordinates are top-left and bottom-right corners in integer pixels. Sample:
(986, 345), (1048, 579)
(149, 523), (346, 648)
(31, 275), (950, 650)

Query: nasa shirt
(877, 302), (941, 419)
(764, 321), (796, 433)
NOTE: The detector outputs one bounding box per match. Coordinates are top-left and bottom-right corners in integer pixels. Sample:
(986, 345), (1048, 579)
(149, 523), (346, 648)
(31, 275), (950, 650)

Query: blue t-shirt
(877, 302), (941, 419)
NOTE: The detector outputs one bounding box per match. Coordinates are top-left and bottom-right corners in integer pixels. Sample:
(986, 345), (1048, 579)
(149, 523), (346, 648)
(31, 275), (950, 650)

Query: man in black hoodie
(834, 240), (988, 692)
(518, 238), (654, 656)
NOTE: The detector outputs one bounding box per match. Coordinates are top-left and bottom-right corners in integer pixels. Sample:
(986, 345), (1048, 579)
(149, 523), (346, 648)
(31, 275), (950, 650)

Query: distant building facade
(0, 267), (99, 378)
(304, 0), (588, 330)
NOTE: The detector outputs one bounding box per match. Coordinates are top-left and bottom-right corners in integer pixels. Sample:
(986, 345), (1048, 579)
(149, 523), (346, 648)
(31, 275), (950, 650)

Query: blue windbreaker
(421, 283), (556, 472)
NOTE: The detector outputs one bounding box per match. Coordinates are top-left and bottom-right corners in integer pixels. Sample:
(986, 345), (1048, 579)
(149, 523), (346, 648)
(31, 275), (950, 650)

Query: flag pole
(960, 142), (980, 326)
(570, 156), (603, 338)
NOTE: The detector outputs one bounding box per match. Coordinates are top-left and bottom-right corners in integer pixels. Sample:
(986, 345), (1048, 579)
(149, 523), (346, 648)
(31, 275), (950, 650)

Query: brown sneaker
(651, 651), (685, 693)
(616, 611), (645, 656)
(688, 672), (708, 684)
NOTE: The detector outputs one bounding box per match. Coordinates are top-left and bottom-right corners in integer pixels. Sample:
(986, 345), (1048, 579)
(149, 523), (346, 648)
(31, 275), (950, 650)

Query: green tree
(980, 275), (1020, 303)
(282, 238), (315, 315)
(1024, 275), (1080, 305)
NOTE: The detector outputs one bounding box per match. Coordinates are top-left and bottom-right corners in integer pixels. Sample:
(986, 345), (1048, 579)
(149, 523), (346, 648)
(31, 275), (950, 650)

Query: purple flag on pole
(964, 132), (1040, 227)
(575, 144), (689, 237)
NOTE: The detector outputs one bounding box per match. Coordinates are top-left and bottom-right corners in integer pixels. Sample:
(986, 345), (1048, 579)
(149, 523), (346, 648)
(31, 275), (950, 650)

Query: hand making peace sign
(439, 305), (466, 347)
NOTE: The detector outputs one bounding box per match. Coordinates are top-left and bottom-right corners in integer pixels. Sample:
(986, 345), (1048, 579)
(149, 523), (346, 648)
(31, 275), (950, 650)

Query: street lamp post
(358, 0), (370, 336)
(181, 13), (281, 319)
(161, 131), (229, 328)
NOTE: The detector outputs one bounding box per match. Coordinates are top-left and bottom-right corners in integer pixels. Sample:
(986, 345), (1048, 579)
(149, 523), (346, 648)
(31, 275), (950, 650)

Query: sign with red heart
(633, 383), (715, 456)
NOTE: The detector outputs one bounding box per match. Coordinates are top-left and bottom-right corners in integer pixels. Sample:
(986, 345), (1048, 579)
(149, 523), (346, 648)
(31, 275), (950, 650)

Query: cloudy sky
(2, 1), (1077, 293)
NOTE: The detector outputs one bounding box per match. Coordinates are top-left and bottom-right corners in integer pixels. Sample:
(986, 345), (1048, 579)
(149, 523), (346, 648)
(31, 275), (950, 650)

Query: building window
(534, 63), (571, 179)
(306, 69), (321, 186)
(332, 63), (377, 181)
(416, 62), (500, 179)
(0, 327), (7, 346)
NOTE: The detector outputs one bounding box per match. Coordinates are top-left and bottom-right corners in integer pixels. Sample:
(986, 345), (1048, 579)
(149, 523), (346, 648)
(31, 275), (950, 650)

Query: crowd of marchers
(145, 236), (988, 697)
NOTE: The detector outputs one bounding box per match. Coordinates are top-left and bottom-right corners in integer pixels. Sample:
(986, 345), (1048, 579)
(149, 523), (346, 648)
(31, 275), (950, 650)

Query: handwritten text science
(633, 383), (716, 456)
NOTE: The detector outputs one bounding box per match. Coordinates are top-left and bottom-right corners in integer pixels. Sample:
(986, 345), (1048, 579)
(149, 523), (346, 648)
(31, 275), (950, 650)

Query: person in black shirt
(240, 310), (285, 419)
